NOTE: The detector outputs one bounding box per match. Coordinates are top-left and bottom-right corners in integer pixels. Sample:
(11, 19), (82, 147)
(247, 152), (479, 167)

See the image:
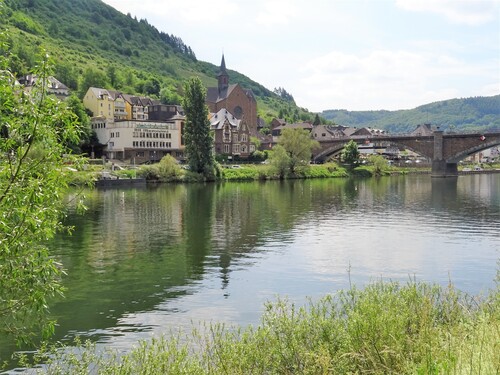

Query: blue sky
(102, 0), (499, 112)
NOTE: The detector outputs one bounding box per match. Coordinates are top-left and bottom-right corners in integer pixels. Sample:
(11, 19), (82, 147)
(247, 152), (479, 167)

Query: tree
(369, 154), (389, 176)
(313, 113), (321, 126)
(269, 144), (290, 179)
(79, 67), (108, 98)
(182, 77), (214, 176)
(160, 85), (182, 105)
(278, 127), (319, 175)
(66, 94), (91, 152)
(341, 140), (360, 167)
(0, 48), (84, 344)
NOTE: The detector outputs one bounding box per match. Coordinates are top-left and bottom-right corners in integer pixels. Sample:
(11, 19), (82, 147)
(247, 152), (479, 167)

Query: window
(250, 144), (255, 152)
(224, 144), (230, 153)
(233, 133), (239, 142)
(241, 134), (248, 142)
(232, 144), (240, 154)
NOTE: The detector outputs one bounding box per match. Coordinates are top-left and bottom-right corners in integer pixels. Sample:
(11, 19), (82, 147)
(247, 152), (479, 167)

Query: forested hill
(1, 0), (307, 124)
(321, 95), (500, 133)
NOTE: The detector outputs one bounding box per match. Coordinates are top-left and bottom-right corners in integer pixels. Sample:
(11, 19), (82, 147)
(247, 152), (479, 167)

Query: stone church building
(206, 55), (258, 136)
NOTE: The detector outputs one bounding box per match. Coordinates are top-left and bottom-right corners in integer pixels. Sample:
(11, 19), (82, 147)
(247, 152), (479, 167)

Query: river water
(1, 174), (499, 368)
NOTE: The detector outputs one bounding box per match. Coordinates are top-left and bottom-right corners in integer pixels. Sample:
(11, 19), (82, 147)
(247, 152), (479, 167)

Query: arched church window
(233, 106), (243, 118)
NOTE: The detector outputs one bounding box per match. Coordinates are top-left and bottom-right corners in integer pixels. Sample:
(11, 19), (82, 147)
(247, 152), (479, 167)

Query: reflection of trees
(4, 175), (496, 363)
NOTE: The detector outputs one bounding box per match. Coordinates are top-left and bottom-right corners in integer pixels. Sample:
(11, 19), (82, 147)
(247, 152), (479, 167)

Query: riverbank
(24, 279), (499, 374)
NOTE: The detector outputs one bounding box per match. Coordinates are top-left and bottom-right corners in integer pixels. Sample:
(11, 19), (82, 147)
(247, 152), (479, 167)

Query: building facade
(209, 108), (254, 158)
(83, 87), (115, 120)
(206, 55), (258, 136)
(91, 118), (185, 163)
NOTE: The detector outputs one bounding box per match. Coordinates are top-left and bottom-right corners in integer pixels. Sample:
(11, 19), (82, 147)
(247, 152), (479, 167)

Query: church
(206, 55), (258, 136)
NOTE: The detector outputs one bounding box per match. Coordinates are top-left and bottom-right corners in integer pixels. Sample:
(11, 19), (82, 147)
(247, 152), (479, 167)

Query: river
(1, 174), (499, 369)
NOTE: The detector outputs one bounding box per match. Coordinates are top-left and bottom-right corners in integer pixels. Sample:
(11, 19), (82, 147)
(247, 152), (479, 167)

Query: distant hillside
(321, 95), (500, 133)
(0, 0), (310, 125)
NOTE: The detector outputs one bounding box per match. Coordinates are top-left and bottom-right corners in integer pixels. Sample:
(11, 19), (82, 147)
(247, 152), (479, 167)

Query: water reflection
(1, 175), (498, 367)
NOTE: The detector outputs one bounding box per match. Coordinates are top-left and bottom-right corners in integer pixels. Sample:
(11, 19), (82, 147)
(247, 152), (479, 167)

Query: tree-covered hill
(0, 0), (312, 126)
(321, 95), (500, 133)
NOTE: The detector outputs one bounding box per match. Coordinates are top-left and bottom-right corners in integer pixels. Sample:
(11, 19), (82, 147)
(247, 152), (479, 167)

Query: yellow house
(83, 87), (115, 120)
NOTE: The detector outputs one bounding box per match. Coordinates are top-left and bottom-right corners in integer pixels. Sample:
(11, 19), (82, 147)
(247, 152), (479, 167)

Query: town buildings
(84, 87), (185, 164)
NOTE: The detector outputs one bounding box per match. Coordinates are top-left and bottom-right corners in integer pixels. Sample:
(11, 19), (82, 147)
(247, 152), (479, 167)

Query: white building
(91, 117), (185, 163)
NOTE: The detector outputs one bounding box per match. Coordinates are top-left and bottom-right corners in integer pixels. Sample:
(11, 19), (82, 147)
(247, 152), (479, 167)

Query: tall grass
(29, 280), (498, 374)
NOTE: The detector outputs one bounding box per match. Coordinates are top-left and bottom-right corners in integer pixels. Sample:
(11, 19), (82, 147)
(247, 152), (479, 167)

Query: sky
(101, 0), (500, 112)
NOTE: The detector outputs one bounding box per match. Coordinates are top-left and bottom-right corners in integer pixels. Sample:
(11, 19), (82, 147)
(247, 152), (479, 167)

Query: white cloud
(395, 0), (499, 25)
(296, 48), (497, 111)
(255, 0), (300, 26)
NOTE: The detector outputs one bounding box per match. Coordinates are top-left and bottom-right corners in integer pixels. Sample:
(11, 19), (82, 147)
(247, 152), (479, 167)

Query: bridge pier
(431, 160), (458, 178)
(431, 130), (458, 178)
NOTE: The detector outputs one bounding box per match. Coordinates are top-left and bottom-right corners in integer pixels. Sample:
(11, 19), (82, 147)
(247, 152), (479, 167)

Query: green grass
(27, 279), (499, 374)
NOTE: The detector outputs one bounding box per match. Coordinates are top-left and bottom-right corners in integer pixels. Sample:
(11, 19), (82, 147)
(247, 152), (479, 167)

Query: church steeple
(217, 54), (229, 94)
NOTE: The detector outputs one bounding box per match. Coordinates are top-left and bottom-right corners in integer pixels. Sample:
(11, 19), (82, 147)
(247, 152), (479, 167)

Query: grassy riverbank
(67, 156), (500, 185)
(27, 279), (498, 374)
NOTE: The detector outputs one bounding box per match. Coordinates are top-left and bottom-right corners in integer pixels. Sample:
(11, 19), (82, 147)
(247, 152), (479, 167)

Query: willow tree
(0, 44), (84, 343)
(182, 77), (214, 176)
(277, 127), (319, 175)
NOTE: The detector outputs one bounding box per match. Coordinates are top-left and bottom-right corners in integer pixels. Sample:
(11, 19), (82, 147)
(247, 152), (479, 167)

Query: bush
(33, 280), (499, 374)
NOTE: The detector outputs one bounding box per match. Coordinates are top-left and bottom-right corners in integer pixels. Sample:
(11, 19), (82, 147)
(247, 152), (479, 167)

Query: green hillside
(0, 0), (313, 126)
(321, 95), (500, 133)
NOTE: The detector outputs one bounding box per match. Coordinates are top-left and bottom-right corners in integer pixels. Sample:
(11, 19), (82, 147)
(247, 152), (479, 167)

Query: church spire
(217, 54), (229, 94)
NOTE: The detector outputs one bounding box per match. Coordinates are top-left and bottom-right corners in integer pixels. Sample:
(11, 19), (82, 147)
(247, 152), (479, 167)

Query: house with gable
(206, 55), (258, 136)
(209, 108), (253, 158)
(83, 87), (115, 120)
(19, 74), (70, 100)
(120, 94), (154, 120)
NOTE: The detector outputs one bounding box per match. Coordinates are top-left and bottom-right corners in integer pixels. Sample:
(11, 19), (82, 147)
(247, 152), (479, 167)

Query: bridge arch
(448, 138), (500, 163)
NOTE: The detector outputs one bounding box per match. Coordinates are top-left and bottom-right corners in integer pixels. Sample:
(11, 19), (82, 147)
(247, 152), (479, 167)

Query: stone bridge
(313, 130), (500, 177)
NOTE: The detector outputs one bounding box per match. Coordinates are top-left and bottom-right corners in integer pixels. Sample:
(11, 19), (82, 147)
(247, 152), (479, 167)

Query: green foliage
(277, 127), (320, 175)
(0, 46), (84, 344)
(137, 155), (183, 182)
(269, 144), (290, 179)
(29, 280), (499, 374)
(65, 94), (91, 152)
(182, 77), (214, 177)
(368, 154), (389, 176)
(341, 140), (360, 167)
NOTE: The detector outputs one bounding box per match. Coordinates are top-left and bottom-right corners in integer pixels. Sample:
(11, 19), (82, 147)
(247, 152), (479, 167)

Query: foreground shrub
(137, 155), (184, 182)
(32, 280), (498, 374)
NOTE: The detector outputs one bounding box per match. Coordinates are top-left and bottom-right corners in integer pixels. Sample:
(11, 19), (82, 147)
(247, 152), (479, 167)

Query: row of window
(110, 132), (120, 138)
(223, 144), (254, 154)
(92, 123), (106, 129)
(132, 141), (172, 148)
(223, 133), (249, 143)
(132, 132), (172, 139)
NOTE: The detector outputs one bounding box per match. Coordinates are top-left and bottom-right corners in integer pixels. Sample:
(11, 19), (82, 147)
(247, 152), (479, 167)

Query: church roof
(206, 84), (238, 103)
